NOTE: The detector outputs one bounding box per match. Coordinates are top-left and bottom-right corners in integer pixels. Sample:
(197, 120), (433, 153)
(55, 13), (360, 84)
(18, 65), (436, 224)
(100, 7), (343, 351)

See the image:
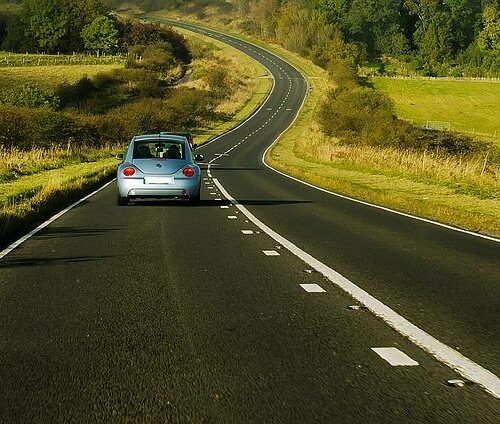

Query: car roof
(133, 134), (187, 143)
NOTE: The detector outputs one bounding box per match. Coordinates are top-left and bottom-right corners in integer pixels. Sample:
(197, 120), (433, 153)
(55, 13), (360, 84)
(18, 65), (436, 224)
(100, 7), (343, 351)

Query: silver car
(117, 134), (204, 206)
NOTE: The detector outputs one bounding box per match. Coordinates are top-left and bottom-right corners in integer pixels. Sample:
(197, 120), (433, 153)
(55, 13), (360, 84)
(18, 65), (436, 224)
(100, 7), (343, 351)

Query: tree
(22, 0), (69, 51)
(478, 5), (500, 52)
(60, 0), (107, 51)
(405, 0), (455, 70)
(82, 15), (119, 55)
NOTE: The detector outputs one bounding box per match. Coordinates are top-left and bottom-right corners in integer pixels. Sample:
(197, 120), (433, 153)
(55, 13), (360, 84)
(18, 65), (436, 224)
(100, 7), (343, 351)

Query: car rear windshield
(133, 140), (185, 160)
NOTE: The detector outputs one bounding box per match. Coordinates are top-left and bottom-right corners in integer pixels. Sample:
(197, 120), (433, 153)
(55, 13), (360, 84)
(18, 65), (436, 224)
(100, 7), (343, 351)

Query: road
(0, 20), (499, 423)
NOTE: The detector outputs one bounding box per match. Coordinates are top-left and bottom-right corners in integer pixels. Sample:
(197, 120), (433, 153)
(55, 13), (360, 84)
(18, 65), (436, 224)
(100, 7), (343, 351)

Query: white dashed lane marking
(300, 284), (326, 293)
(372, 348), (419, 367)
(241, 230), (254, 235)
(263, 250), (280, 256)
(227, 216), (238, 220)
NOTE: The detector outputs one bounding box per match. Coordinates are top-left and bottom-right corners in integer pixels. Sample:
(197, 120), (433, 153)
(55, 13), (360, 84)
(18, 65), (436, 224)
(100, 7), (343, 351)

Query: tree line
(102, 0), (500, 77)
(0, 0), (190, 64)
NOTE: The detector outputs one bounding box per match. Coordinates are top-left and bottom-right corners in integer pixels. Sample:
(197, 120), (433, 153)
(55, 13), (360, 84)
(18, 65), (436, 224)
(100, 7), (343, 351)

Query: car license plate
(144, 177), (174, 185)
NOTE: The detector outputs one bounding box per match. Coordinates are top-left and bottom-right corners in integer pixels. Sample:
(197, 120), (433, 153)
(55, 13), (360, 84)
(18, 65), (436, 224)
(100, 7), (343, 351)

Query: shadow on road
(36, 226), (122, 239)
(131, 199), (312, 207)
(0, 255), (113, 269)
(199, 166), (262, 171)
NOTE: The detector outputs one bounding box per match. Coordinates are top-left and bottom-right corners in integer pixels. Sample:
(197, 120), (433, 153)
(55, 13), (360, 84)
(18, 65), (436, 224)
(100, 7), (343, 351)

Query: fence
(0, 52), (126, 68)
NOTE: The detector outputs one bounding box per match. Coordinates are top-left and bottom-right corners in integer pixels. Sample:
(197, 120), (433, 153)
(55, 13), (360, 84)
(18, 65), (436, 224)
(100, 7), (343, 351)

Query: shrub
(57, 77), (96, 107)
(327, 60), (360, 89)
(205, 65), (232, 99)
(317, 85), (489, 156)
(0, 83), (60, 109)
(117, 20), (192, 64)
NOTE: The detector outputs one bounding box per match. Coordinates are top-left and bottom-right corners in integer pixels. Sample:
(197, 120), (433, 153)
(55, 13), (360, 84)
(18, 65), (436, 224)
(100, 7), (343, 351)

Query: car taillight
(182, 167), (195, 177)
(123, 167), (135, 177)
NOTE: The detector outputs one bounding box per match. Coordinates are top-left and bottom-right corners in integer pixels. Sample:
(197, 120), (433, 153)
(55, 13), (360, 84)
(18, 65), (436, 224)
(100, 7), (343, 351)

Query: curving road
(0, 20), (499, 423)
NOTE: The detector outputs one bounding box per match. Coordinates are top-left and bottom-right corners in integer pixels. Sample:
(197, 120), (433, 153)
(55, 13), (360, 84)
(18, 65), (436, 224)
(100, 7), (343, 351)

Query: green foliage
(0, 83), (60, 108)
(22, 0), (68, 51)
(205, 64), (231, 99)
(478, 5), (500, 52)
(118, 19), (192, 64)
(128, 42), (176, 73)
(82, 15), (119, 54)
(318, 81), (491, 156)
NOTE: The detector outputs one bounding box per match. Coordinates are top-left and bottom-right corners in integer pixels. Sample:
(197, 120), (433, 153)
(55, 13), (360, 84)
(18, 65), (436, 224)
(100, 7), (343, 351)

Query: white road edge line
(0, 179), (117, 260)
(212, 177), (500, 399)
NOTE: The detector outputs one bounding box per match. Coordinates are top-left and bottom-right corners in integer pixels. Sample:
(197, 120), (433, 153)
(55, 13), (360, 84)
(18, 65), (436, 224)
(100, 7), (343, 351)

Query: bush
(57, 77), (96, 107)
(117, 20), (192, 64)
(317, 85), (489, 156)
(0, 105), (97, 150)
(205, 65), (232, 99)
(327, 60), (360, 89)
(0, 83), (60, 109)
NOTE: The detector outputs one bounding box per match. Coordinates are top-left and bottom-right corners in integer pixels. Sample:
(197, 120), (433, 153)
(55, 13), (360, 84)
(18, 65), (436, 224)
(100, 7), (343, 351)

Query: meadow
(0, 63), (123, 90)
(370, 77), (500, 144)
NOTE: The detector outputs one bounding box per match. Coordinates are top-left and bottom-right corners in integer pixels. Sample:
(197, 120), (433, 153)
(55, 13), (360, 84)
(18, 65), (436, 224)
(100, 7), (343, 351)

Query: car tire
(189, 187), (201, 205)
(117, 195), (128, 206)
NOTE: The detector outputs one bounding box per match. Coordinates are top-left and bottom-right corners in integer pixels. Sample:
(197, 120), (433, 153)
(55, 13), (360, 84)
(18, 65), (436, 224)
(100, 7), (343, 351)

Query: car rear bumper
(117, 178), (199, 198)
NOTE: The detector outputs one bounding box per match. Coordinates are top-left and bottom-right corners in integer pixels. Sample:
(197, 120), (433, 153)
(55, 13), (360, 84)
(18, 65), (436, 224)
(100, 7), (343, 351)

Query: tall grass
(296, 127), (500, 200)
(0, 144), (121, 183)
(0, 161), (117, 245)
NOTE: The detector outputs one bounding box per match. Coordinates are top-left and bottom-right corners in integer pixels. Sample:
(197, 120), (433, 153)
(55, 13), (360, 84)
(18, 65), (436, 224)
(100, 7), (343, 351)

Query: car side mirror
(116, 153), (124, 160)
(195, 154), (205, 162)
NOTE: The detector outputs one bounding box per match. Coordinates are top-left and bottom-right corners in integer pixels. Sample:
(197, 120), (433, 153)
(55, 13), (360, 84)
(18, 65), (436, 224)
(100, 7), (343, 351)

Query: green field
(0, 63), (123, 89)
(370, 77), (500, 143)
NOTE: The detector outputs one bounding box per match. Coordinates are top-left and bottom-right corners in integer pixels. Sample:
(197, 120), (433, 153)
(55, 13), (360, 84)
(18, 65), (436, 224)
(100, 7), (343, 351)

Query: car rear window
(133, 140), (185, 160)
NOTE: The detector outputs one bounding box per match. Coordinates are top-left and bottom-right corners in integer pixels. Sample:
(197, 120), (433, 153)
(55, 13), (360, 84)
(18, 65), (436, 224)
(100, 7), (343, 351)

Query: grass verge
(151, 12), (500, 237)
(0, 157), (117, 248)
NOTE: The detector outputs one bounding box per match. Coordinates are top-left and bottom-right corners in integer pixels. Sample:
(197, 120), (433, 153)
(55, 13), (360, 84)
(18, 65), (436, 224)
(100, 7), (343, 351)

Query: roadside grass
(167, 27), (272, 144)
(0, 145), (120, 183)
(0, 159), (117, 247)
(0, 64), (123, 90)
(151, 12), (500, 236)
(370, 77), (500, 145)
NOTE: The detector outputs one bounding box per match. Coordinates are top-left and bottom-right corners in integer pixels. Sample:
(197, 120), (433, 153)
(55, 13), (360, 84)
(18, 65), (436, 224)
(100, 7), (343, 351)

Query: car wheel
(189, 187), (201, 205)
(117, 195), (128, 206)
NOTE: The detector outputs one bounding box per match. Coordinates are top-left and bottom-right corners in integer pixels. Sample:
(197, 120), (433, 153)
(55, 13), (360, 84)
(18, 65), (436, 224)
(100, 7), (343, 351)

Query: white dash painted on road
(220, 206), (230, 209)
(241, 230), (254, 235)
(372, 348), (419, 367)
(263, 250), (280, 256)
(300, 284), (326, 293)
(227, 216), (238, 220)
(210, 192), (217, 195)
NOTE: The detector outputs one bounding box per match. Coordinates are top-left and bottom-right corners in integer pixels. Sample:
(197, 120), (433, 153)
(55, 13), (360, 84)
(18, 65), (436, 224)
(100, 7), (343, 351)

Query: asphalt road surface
(0, 20), (499, 423)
